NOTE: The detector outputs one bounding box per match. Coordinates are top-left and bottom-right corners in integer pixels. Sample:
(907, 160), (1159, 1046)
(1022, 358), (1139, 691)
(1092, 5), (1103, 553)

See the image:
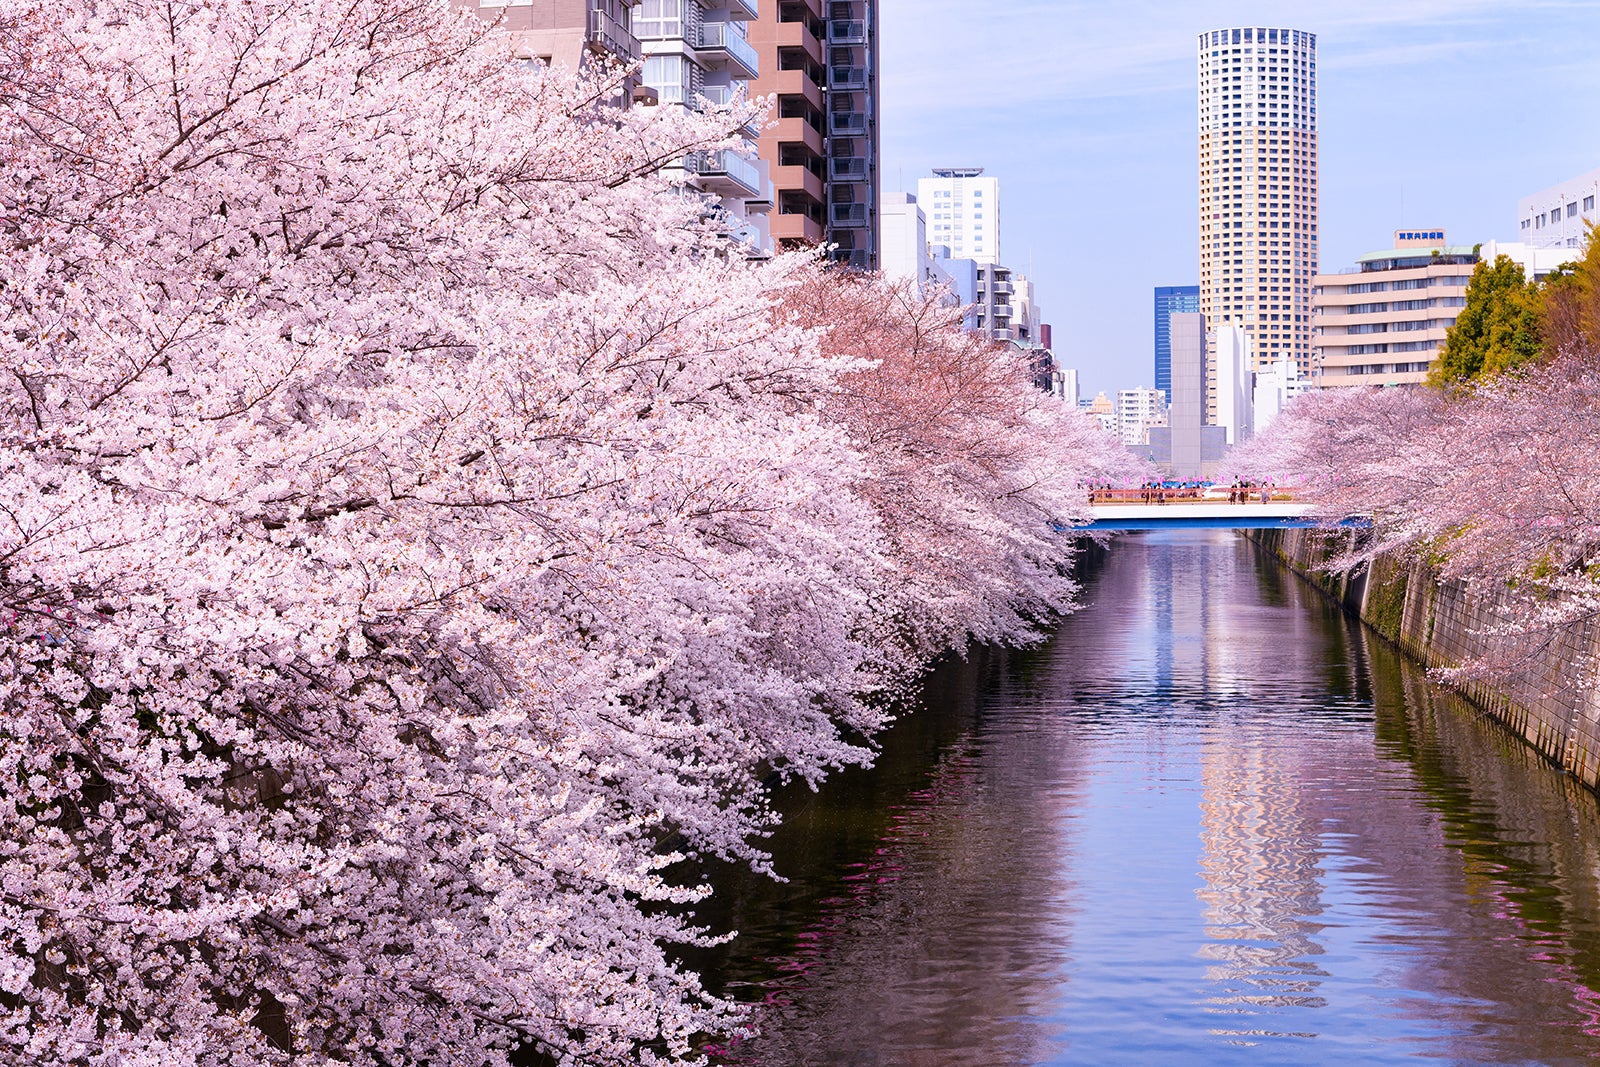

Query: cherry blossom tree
(778, 269), (1145, 669)
(1235, 349), (1600, 687)
(0, 2), (1132, 1064)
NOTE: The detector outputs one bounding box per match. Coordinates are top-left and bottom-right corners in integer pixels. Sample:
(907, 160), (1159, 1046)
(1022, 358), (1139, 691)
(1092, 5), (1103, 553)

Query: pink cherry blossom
(0, 2), (1137, 1063)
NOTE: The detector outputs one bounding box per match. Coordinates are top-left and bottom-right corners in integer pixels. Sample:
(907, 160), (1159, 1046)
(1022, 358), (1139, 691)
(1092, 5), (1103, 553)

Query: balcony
(828, 111), (867, 135)
(696, 21), (760, 79)
(587, 8), (641, 62)
(774, 19), (824, 63)
(829, 156), (867, 181)
(830, 203), (867, 228)
(773, 115), (824, 153)
(829, 19), (867, 44)
(684, 150), (762, 198)
(829, 66), (867, 90)
(695, 85), (762, 137)
(774, 68), (824, 108)
(773, 212), (825, 245)
(727, 0), (758, 18)
(773, 162), (824, 201)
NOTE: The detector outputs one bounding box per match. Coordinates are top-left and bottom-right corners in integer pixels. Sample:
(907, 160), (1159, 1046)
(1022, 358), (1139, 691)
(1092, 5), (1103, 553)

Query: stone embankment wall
(1248, 528), (1600, 793)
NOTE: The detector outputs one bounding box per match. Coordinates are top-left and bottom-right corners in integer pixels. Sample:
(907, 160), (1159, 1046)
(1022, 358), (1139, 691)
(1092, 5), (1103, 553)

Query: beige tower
(1197, 27), (1318, 421)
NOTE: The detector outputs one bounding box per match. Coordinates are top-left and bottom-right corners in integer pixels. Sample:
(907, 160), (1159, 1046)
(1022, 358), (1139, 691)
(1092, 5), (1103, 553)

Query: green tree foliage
(1541, 223), (1600, 358)
(1430, 254), (1543, 385)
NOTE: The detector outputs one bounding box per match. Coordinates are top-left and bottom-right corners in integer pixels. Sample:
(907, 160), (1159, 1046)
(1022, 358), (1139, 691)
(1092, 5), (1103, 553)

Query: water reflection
(698, 531), (1600, 1066)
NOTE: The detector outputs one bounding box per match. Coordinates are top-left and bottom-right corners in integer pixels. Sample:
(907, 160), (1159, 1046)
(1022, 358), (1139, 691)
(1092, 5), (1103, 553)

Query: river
(692, 529), (1600, 1066)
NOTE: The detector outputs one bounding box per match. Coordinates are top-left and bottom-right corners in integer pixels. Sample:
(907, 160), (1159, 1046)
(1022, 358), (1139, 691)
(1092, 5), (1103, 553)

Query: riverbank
(1245, 528), (1600, 793)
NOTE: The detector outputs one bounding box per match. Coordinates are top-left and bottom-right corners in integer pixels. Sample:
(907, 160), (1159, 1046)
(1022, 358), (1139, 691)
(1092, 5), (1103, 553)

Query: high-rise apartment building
(635, 1), (772, 257)
(1154, 285), (1201, 403)
(748, 1), (879, 268)
(460, 2), (771, 253)
(1198, 26), (1318, 420)
(916, 168), (999, 265)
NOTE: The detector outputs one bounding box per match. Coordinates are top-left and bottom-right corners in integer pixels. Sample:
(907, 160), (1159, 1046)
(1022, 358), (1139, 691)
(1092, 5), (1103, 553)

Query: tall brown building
(748, 1), (878, 268)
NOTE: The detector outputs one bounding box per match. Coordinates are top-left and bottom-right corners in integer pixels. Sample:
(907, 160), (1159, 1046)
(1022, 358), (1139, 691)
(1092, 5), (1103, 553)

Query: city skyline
(879, 0), (1600, 397)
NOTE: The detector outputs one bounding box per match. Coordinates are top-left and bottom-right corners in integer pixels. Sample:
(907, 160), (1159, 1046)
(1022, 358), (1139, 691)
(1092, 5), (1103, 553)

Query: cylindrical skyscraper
(1197, 27), (1317, 422)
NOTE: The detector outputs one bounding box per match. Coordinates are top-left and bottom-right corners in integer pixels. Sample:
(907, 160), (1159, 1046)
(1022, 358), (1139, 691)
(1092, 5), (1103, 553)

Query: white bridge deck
(1083, 501), (1319, 531)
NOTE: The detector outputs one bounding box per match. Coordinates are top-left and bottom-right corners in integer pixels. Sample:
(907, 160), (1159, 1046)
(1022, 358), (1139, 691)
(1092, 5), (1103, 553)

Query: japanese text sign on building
(1394, 229), (1446, 247)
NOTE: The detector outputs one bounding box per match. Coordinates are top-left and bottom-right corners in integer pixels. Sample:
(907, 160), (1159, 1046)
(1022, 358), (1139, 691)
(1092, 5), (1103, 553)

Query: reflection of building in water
(1197, 730), (1329, 1020)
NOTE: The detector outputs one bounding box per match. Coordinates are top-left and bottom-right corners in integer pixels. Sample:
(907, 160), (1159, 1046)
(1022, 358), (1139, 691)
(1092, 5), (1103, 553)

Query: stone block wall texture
(1249, 528), (1600, 794)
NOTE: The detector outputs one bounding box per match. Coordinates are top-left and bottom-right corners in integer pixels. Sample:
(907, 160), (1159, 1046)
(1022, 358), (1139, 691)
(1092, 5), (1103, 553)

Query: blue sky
(878, 0), (1600, 399)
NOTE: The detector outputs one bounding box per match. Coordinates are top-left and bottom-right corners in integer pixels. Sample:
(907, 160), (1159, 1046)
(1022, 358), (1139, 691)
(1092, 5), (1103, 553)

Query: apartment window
(642, 54), (690, 103)
(1587, 196), (1597, 211)
(1569, 202), (1580, 217)
(635, 0), (683, 39)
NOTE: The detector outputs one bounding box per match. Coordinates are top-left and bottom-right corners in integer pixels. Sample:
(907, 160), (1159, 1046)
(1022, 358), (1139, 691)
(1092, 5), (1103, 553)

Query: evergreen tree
(1430, 254), (1543, 385)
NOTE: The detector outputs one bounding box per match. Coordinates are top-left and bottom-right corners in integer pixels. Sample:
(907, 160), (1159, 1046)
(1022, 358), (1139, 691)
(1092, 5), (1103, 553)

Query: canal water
(694, 530), (1600, 1066)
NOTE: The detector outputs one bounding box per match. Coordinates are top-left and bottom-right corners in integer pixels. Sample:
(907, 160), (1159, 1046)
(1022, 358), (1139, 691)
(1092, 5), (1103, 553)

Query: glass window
(642, 54), (689, 103)
(635, 0), (682, 39)
(1569, 202), (1580, 217)
(1586, 195), (1596, 211)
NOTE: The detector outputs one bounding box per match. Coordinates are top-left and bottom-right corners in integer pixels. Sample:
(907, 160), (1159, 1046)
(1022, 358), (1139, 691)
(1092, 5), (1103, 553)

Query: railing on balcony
(829, 157), (867, 181)
(587, 8), (641, 61)
(828, 112), (867, 135)
(684, 150), (762, 197)
(695, 85), (762, 136)
(696, 21), (760, 78)
(829, 19), (867, 43)
(829, 66), (867, 90)
(830, 203), (867, 227)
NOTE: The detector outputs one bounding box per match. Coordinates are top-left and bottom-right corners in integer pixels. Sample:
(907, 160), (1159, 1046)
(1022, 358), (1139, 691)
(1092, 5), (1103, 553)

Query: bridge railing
(1085, 487), (1300, 504)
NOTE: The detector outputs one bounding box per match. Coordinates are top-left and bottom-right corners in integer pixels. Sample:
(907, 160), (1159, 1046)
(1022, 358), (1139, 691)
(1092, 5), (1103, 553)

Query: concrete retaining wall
(1248, 528), (1600, 793)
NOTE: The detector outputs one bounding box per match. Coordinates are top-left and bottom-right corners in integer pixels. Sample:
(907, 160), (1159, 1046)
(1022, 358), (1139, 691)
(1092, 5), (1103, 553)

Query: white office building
(882, 192), (955, 297)
(1252, 357), (1309, 432)
(1117, 387), (1168, 447)
(1056, 367), (1081, 408)
(916, 167), (1001, 265)
(1215, 322), (1254, 445)
(1518, 166), (1600, 250)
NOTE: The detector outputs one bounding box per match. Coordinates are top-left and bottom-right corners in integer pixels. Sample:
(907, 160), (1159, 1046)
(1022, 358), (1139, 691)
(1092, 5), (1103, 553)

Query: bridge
(1084, 501), (1319, 531)
(1072, 489), (1347, 531)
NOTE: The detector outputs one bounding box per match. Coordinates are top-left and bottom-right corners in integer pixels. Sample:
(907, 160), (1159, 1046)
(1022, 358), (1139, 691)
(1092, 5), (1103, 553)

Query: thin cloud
(881, 0), (1594, 115)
